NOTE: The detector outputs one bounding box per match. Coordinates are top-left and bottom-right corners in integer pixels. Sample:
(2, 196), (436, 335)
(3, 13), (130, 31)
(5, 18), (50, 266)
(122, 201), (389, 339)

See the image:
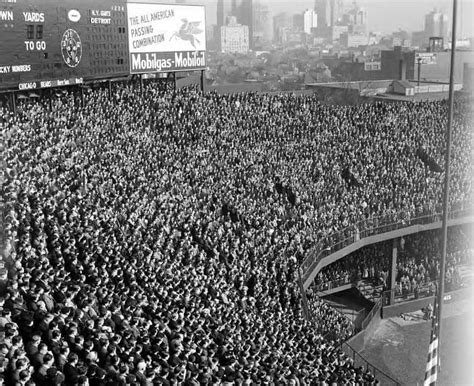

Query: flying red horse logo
(170, 18), (203, 49)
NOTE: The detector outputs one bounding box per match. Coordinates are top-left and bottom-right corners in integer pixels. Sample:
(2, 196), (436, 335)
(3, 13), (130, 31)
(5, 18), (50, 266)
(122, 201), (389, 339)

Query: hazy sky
(192, 0), (473, 37)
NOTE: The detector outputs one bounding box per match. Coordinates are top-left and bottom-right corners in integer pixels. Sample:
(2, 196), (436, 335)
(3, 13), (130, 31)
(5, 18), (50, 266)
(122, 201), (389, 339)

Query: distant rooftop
(373, 91), (456, 102)
(394, 80), (414, 89)
(306, 79), (393, 90)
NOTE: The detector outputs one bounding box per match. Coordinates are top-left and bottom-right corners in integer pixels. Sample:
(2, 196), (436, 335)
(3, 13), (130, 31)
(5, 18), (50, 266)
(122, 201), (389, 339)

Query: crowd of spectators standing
(314, 225), (473, 296)
(0, 81), (472, 384)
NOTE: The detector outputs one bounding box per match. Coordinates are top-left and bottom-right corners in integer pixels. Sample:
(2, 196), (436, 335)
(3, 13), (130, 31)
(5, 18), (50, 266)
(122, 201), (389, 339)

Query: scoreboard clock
(61, 29), (83, 68)
(0, 0), (129, 91)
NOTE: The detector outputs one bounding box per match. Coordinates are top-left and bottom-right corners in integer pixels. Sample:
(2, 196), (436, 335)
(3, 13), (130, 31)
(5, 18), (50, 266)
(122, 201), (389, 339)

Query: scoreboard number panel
(0, 0), (129, 91)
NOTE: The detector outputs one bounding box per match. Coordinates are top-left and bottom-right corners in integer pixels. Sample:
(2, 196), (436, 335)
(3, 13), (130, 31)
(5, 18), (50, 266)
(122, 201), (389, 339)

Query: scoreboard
(0, 0), (130, 91)
(0, 0), (207, 91)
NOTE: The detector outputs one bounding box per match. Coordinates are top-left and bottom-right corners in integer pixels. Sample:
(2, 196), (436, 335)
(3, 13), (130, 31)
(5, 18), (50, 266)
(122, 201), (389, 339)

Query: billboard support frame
(48, 89), (53, 111)
(10, 92), (16, 114)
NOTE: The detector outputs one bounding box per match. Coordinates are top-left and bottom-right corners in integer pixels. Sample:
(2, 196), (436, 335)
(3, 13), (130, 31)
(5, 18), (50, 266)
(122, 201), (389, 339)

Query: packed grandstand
(315, 226), (473, 296)
(0, 81), (473, 385)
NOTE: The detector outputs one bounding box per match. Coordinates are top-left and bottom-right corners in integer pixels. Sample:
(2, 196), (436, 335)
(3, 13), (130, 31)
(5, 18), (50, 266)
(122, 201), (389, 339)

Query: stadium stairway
(321, 288), (374, 331)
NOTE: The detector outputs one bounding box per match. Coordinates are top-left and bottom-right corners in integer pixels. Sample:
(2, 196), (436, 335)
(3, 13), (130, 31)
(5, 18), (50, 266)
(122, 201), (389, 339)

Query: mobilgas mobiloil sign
(130, 51), (205, 72)
(126, 3), (206, 73)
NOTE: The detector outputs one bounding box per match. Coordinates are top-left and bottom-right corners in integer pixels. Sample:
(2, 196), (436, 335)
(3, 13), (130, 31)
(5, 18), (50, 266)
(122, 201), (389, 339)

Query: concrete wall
(393, 81), (414, 95)
(306, 80), (393, 104)
(381, 287), (472, 318)
(420, 50), (474, 83)
(381, 47), (415, 80)
(463, 63), (474, 91)
(316, 282), (355, 297)
(346, 302), (382, 352)
(413, 82), (462, 93)
(207, 82), (264, 94)
(334, 62), (385, 82)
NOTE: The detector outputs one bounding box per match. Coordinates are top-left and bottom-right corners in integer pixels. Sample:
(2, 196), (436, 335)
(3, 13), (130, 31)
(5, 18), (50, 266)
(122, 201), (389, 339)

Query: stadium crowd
(314, 225), (473, 295)
(0, 81), (472, 384)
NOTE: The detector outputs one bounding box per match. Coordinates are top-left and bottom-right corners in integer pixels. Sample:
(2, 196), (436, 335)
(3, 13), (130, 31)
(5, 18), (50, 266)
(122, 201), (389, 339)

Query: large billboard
(126, 3), (206, 74)
(0, 0), (129, 91)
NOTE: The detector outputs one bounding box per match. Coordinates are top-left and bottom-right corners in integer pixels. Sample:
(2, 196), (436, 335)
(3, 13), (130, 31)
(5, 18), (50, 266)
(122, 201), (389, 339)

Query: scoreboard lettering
(23, 12), (45, 22)
(90, 9), (112, 24)
(18, 77), (83, 90)
(0, 0), (129, 91)
(0, 1), (207, 90)
(0, 10), (13, 20)
(0, 65), (31, 73)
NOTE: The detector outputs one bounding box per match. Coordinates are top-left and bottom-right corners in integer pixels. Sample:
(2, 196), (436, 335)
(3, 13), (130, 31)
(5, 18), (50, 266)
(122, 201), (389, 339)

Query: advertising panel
(415, 52), (437, 65)
(0, 0), (129, 91)
(127, 3), (206, 74)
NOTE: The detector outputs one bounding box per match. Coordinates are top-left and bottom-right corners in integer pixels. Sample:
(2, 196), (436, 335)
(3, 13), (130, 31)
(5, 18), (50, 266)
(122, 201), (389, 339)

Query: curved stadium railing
(301, 201), (473, 284)
(301, 201), (472, 386)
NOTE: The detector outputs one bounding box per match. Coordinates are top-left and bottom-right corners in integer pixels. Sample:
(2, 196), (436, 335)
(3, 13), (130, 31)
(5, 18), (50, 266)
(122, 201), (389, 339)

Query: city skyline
(184, 0), (473, 37)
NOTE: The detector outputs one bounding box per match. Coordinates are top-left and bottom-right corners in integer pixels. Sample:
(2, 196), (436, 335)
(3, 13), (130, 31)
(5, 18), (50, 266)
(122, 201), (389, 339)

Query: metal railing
(359, 282), (386, 303)
(382, 281), (437, 306)
(313, 273), (358, 293)
(301, 201), (473, 283)
(381, 277), (468, 306)
(340, 341), (401, 385)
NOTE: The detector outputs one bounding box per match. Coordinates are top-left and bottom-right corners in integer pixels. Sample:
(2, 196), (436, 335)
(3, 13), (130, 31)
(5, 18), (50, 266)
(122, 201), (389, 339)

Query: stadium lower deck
(1, 81), (473, 385)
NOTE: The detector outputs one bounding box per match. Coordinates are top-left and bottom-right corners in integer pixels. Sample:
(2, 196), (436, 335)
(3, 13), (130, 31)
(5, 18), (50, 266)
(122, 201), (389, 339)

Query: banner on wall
(126, 3), (206, 73)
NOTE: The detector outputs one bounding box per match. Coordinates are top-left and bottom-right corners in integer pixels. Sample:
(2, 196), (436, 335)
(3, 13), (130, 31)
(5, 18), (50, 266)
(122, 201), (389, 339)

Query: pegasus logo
(170, 18), (203, 49)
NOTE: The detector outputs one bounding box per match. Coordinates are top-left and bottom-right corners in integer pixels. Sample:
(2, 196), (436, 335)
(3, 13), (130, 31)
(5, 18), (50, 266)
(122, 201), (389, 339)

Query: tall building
(314, 0), (343, 28)
(424, 9), (448, 42)
(314, 0), (330, 28)
(303, 9), (318, 34)
(217, 0), (233, 29)
(230, 0), (243, 21)
(239, 0), (254, 48)
(343, 3), (367, 35)
(293, 14), (304, 31)
(354, 7), (367, 25)
(331, 0), (344, 26)
(273, 12), (292, 42)
(221, 16), (249, 53)
(252, 0), (272, 48)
